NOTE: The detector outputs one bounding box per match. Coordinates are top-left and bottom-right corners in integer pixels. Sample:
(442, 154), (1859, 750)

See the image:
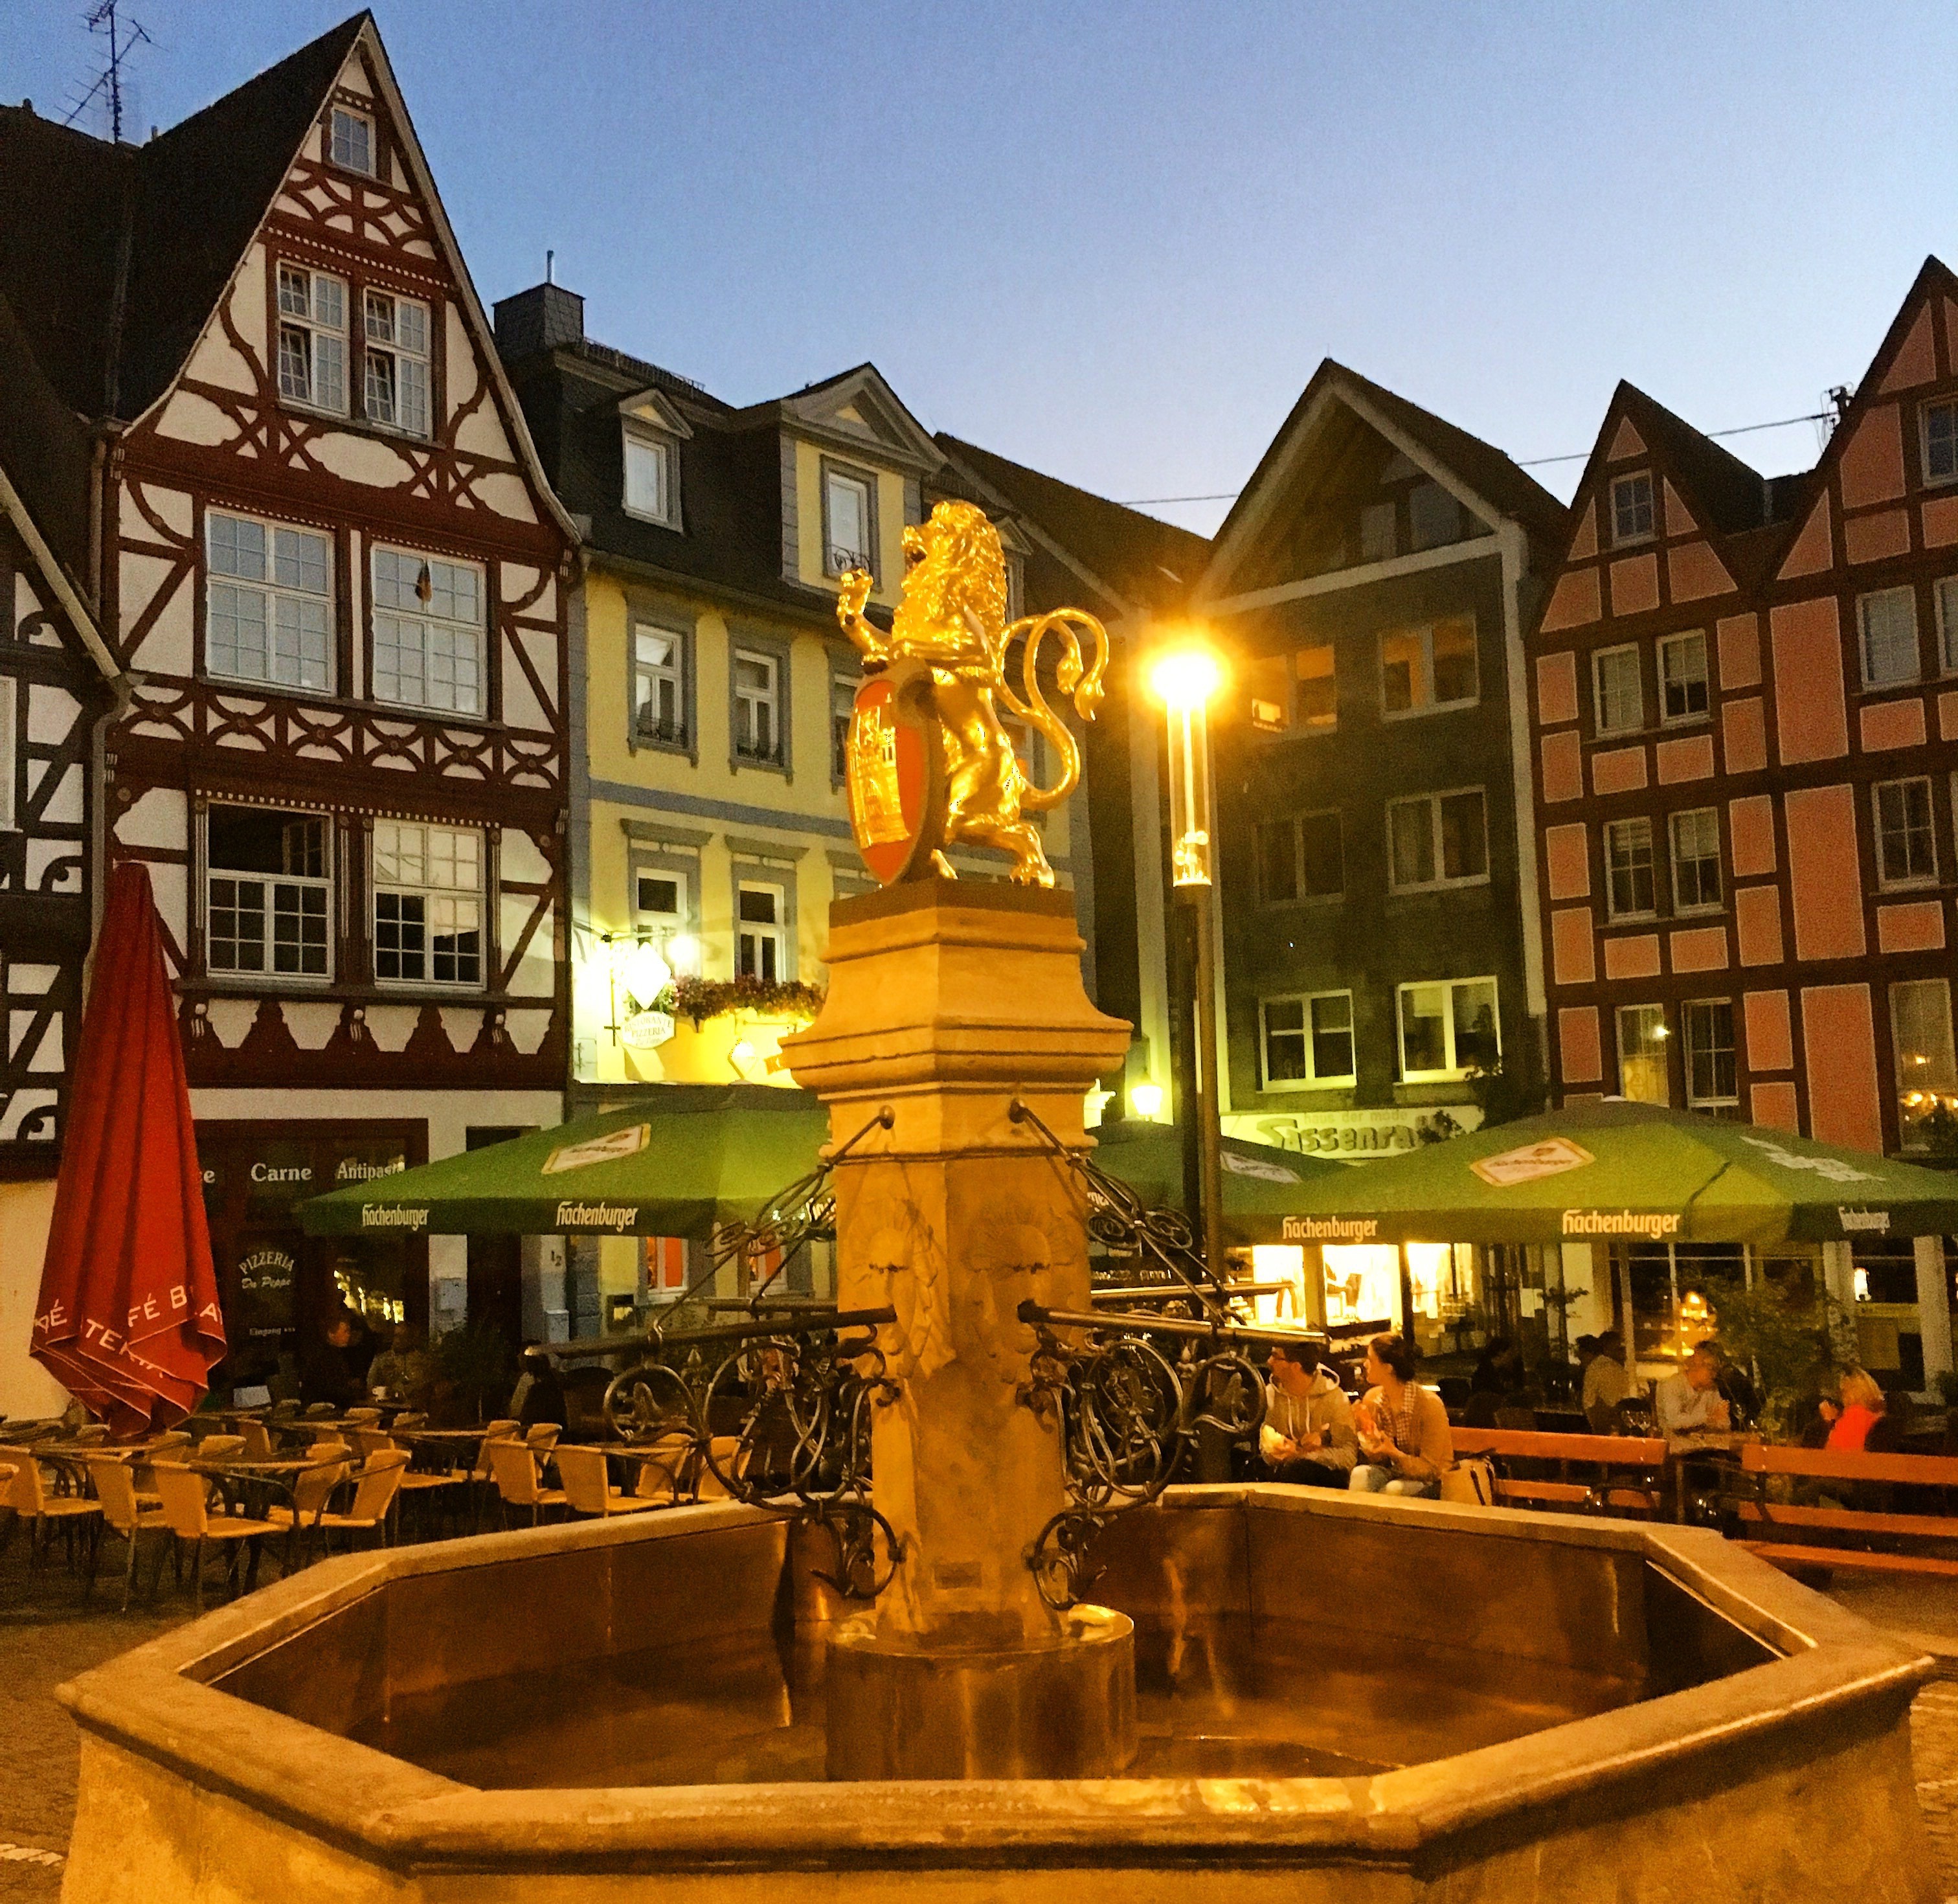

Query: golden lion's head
(894, 499), (1007, 648)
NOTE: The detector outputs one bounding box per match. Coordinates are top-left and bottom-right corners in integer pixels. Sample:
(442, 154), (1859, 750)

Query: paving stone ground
(8, 1534), (1958, 1900)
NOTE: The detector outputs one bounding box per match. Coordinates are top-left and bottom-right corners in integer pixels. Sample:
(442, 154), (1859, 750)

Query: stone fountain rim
(58, 1487), (1931, 1875)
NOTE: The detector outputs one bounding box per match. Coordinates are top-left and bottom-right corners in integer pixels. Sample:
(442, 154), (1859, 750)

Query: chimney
(493, 281), (584, 361)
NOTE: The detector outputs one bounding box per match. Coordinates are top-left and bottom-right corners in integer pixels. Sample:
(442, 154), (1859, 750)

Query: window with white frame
(1658, 629), (1710, 723)
(0, 675), (14, 831)
(1250, 642), (1336, 733)
(1611, 471), (1654, 545)
(736, 879), (787, 983)
(633, 866), (689, 940)
(1257, 811), (1343, 905)
(1387, 789), (1486, 891)
(1604, 815), (1657, 918)
(633, 624), (688, 747)
(732, 648), (782, 764)
(1924, 399), (1958, 486)
(1683, 999), (1738, 1109)
(1670, 808), (1722, 912)
(1938, 576), (1958, 674)
(276, 265), (347, 414)
(1380, 615), (1477, 716)
(363, 291), (431, 437)
(823, 466), (875, 576)
(1397, 977), (1500, 1080)
(1893, 978), (1958, 1144)
(205, 806), (332, 980)
(205, 510), (333, 692)
(1260, 992), (1356, 1088)
(1858, 586), (1920, 688)
(329, 105), (374, 174)
(1616, 1003), (1671, 1105)
(1593, 644), (1643, 736)
(831, 668), (859, 780)
(624, 429), (680, 527)
(372, 820), (482, 986)
(372, 547), (483, 715)
(1874, 776), (1937, 886)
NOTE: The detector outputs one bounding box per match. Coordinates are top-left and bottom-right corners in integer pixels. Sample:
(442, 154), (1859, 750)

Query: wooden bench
(1731, 1442), (1958, 1579)
(1448, 1427), (1669, 1517)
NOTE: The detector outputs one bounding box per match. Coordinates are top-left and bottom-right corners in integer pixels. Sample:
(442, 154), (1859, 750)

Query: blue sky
(6, 2), (1954, 531)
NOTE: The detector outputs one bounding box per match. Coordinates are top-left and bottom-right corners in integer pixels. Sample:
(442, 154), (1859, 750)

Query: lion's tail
(995, 609), (1110, 813)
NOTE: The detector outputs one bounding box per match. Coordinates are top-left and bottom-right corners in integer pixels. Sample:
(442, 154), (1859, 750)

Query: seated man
(1582, 1328), (1632, 1434)
(1654, 1342), (1731, 1451)
(1257, 1342), (1357, 1487)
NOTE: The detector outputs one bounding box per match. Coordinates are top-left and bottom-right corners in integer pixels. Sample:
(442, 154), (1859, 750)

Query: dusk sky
(6, 2), (1954, 533)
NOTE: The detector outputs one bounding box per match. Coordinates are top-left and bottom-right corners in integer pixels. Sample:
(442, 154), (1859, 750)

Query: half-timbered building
(0, 297), (123, 1421)
(0, 16), (576, 1372)
(1527, 257), (1958, 1392)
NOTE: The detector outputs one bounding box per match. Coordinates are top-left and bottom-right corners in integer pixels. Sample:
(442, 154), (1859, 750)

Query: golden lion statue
(837, 500), (1108, 887)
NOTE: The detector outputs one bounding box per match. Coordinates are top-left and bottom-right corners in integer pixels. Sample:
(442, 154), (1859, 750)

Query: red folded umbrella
(32, 862), (224, 1436)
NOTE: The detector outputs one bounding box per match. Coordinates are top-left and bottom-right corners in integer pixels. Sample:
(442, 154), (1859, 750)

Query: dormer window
(624, 429), (680, 528)
(823, 464), (877, 578)
(1611, 471), (1655, 545)
(330, 106), (374, 176)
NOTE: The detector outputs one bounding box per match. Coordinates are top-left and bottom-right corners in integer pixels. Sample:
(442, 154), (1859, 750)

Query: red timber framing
(1527, 257), (1958, 1158)
(100, 23), (576, 1096)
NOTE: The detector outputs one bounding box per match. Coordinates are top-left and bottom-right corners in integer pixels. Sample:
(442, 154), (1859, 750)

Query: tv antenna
(63, 0), (153, 143)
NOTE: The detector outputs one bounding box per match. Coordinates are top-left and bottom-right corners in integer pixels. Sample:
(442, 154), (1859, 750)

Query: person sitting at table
(1582, 1329), (1633, 1434)
(1818, 1366), (1887, 1453)
(1654, 1342), (1731, 1450)
(368, 1324), (435, 1405)
(1257, 1343), (1357, 1487)
(1348, 1335), (1453, 1498)
(510, 1345), (567, 1430)
(300, 1308), (370, 1411)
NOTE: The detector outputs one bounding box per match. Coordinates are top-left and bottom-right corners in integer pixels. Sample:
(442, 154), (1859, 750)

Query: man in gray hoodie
(1258, 1343), (1358, 1486)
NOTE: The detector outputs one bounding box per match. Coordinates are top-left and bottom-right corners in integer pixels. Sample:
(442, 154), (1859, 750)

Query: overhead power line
(1116, 406), (1839, 507)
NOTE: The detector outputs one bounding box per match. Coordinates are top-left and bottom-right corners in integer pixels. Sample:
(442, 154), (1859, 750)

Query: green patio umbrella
(1088, 1119), (1345, 1246)
(1271, 1100), (1958, 1248)
(300, 1086), (831, 1240)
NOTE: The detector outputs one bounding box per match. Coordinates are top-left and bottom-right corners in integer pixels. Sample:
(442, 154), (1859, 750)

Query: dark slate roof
(1212, 359), (1566, 560)
(1615, 381), (1774, 539)
(934, 435), (1210, 614)
(0, 289), (95, 585)
(0, 14), (366, 425)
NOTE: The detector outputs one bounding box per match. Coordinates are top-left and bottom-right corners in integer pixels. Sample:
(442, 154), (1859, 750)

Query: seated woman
(1348, 1334), (1454, 1499)
(1820, 1366), (1886, 1453)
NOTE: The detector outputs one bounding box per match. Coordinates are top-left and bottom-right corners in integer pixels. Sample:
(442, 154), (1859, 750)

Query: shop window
(372, 820), (482, 987)
(1604, 815), (1656, 918)
(1260, 992), (1355, 1089)
(1683, 999), (1738, 1109)
(206, 806), (332, 981)
(1874, 777), (1937, 887)
(1592, 643), (1643, 736)
(1381, 615), (1478, 716)
(1670, 808), (1722, 912)
(1611, 471), (1654, 545)
(1397, 977), (1499, 1081)
(1658, 630), (1709, 722)
(372, 547), (484, 716)
(1388, 788), (1486, 891)
(1616, 1003), (1671, 1105)
(1859, 586), (1920, 688)
(1892, 978), (1958, 1146)
(205, 510), (333, 693)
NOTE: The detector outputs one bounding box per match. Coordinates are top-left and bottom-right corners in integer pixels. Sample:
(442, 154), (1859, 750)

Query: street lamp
(1150, 637), (1228, 1282)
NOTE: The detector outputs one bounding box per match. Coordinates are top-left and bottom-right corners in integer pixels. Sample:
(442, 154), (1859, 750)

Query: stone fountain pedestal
(780, 877), (1135, 1780)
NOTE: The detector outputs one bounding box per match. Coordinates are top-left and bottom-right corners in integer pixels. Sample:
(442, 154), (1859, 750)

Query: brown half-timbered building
(0, 16), (576, 1375)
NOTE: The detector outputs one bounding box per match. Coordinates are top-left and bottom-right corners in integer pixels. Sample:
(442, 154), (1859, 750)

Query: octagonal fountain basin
(60, 1486), (1935, 1904)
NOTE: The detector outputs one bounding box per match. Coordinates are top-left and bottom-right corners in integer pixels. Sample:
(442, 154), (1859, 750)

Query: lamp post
(1150, 640), (1227, 1282)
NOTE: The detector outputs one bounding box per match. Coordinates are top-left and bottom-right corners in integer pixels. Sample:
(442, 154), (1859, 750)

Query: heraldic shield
(846, 663), (947, 884)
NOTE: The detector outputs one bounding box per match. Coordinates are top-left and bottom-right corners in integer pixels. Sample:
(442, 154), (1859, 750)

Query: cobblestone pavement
(8, 1535), (1958, 1902)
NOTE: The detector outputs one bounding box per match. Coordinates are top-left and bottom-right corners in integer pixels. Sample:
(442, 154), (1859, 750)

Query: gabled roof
(1612, 383), (1775, 539)
(1203, 359), (1564, 597)
(0, 13), (573, 543)
(934, 435), (1209, 618)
